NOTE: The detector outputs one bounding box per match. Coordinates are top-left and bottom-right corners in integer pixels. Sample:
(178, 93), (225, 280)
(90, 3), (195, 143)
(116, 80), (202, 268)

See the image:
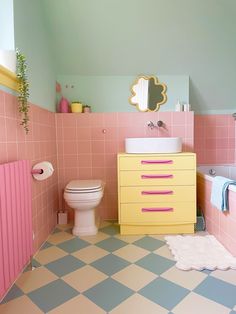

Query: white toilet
(64, 179), (104, 236)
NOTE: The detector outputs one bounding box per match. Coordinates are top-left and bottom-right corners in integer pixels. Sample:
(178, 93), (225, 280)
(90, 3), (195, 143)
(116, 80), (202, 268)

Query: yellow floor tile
(0, 295), (43, 314)
(34, 246), (67, 265)
(48, 295), (106, 314)
(161, 266), (207, 290)
(154, 245), (176, 261)
(79, 231), (109, 244)
(47, 231), (75, 245)
(172, 292), (230, 314)
(210, 269), (236, 286)
(56, 223), (73, 231)
(114, 234), (143, 243)
(15, 267), (58, 293)
(113, 244), (149, 263)
(111, 264), (157, 291)
(110, 293), (168, 314)
(62, 265), (108, 292)
(72, 245), (109, 263)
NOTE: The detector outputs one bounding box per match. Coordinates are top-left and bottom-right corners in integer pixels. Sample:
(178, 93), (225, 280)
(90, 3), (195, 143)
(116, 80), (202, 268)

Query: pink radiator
(0, 160), (33, 301)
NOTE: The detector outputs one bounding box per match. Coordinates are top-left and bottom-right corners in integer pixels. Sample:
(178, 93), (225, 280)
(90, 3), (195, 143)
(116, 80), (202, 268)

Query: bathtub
(198, 164), (236, 192)
(197, 164), (236, 255)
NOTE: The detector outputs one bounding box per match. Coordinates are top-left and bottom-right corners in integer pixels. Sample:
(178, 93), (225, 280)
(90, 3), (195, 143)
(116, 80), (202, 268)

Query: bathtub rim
(197, 164), (236, 192)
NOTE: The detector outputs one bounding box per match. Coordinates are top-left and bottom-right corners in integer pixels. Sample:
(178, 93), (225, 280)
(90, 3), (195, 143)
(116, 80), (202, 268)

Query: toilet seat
(65, 180), (103, 194)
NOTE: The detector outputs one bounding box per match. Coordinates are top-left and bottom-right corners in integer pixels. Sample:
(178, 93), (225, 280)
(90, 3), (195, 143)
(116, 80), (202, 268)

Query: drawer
(119, 170), (195, 186)
(120, 186), (196, 203)
(119, 155), (196, 171)
(119, 202), (196, 224)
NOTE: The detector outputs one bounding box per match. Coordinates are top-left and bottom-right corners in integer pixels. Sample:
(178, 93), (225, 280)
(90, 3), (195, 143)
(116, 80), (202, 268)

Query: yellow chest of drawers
(117, 152), (196, 235)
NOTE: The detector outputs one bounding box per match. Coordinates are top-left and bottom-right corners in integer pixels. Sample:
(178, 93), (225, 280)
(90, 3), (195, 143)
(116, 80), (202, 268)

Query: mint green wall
(13, 0), (56, 111)
(43, 0), (236, 114)
(0, 0), (14, 49)
(57, 75), (189, 112)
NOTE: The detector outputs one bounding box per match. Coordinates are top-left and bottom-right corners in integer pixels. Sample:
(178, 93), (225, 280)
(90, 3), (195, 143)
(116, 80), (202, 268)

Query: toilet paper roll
(32, 161), (54, 181)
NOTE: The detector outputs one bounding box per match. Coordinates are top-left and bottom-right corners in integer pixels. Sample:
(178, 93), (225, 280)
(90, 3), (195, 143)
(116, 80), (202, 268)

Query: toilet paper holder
(31, 161), (54, 180)
(31, 168), (43, 174)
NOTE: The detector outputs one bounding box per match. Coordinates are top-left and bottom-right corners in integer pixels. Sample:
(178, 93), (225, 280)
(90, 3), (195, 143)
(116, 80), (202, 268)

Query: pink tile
(78, 154), (92, 167)
(205, 127), (216, 138)
(77, 127), (91, 140)
(103, 127), (118, 140)
(216, 126), (228, 138)
(91, 167), (106, 180)
(76, 114), (91, 128)
(0, 143), (8, 163)
(105, 141), (118, 154)
(104, 113), (118, 127)
(62, 114), (77, 128)
(172, 112), (185, 125)
(63, 141), (78, 155)
(4, 93), (17, 118)
(79, 167), (92, 179)
(0, 90), (5, 116)
(170, 125), (185, 137)
(6, 118), (17, 142)
(6, 143), (18, 161)
(117, 112), (133, 127)
(92, 154), (105, 167)
(91, 141), (105, 154)
(215, 138), (228, 149)
(77, 141), (91, 154)
(215, 115), (228, 126)
(90, 113), (104, 127)
(91, 127), (106, 140)
(63, 128), (77, 141)
(0, 116), (6, 141)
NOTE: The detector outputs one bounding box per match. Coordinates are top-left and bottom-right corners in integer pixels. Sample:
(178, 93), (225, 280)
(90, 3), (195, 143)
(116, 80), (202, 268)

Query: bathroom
(0, 0), (236, 313)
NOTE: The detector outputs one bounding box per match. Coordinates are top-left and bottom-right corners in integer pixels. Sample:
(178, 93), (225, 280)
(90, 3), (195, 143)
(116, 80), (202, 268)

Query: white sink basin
(125, 137), (182, 154)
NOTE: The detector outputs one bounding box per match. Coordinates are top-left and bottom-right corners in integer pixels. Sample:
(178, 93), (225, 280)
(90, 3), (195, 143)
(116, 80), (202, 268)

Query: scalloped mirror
(129, 75), (167, 112)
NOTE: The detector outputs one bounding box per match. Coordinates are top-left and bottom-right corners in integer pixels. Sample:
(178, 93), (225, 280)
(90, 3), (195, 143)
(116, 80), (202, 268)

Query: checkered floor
(1, 221), (236, 314)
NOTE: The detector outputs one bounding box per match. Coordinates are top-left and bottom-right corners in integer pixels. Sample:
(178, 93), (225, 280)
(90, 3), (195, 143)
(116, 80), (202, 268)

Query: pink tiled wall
(194, 114), (235, 164)
(0, 90), (58, 253)
(56, 111), (194, 220)
(197, 175), (236, 256)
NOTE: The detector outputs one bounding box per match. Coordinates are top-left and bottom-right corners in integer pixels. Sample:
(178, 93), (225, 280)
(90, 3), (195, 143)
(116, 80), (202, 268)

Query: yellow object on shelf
(71, 102), (83, 113)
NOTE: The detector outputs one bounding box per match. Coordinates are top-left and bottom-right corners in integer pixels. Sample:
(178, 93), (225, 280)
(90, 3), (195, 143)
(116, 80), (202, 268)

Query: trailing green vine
(16, 49), (30, 134)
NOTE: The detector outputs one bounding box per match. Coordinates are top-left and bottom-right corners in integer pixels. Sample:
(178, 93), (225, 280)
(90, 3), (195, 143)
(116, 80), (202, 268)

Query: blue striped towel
(210, 176), (236, 211)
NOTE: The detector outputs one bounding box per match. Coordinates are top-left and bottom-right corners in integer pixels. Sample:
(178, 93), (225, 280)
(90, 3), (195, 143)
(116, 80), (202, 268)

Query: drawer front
(120, 186), (196, 203)
(119, 170), (195, 186)
(119, 155), (195, 171)
(120, 202), (196, 224)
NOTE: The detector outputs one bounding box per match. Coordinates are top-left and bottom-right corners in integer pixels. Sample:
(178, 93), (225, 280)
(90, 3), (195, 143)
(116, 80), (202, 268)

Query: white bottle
(183, 103), (191, 112)
(175, 100), (183, 112)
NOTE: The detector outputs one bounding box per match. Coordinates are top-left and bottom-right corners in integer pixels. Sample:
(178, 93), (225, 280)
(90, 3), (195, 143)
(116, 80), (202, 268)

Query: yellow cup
(71, 102), (83, 113)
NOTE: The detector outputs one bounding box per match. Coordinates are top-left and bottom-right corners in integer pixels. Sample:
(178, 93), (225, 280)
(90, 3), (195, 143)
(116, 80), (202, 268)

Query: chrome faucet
(157, 120), (164, 127)
(147, 121), (155, 129)
(147, 120), (165, 129)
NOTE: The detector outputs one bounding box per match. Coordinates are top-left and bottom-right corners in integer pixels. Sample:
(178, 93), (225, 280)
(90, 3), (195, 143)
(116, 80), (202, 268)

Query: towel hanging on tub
(210, 176), (236, 211)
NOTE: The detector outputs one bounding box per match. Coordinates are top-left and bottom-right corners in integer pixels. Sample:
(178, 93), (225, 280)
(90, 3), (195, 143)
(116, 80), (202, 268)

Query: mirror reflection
(129, 75), (167, 112)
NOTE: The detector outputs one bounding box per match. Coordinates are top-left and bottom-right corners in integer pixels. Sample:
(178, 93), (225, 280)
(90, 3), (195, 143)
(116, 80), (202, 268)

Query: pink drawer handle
(141, 160), (173, 164)
(142, 207), (174, 212)
(141, 190), (173, 195)
(141, 174), (173, 179)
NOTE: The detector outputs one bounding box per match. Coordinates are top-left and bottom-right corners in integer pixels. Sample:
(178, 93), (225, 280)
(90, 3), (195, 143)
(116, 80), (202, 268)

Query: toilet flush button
(102, 129), (107, 133)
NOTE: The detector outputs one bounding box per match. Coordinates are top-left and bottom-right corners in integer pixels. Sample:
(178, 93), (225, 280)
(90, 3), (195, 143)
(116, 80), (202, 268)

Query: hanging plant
(16, 49), (30, 134)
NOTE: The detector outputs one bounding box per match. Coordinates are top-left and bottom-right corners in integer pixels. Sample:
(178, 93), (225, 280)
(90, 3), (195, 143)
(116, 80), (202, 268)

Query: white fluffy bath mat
(165, 235), (236, 271)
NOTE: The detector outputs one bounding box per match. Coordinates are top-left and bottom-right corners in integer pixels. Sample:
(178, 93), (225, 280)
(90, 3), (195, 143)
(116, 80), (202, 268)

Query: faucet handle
(157, 120), (164, 127)
(147, 121), (155, 129)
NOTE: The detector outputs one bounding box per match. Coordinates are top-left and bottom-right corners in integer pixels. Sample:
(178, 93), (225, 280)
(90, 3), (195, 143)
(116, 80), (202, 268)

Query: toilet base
(73, 208), (99, 236)
(72, 225), (97, 236)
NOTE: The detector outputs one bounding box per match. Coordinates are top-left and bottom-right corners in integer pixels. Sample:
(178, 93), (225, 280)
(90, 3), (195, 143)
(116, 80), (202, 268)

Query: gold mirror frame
(129, 75), (167, 112)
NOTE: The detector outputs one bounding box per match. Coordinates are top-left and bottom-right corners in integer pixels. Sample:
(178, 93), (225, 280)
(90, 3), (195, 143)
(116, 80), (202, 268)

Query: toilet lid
(65, 180), (103, 192)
